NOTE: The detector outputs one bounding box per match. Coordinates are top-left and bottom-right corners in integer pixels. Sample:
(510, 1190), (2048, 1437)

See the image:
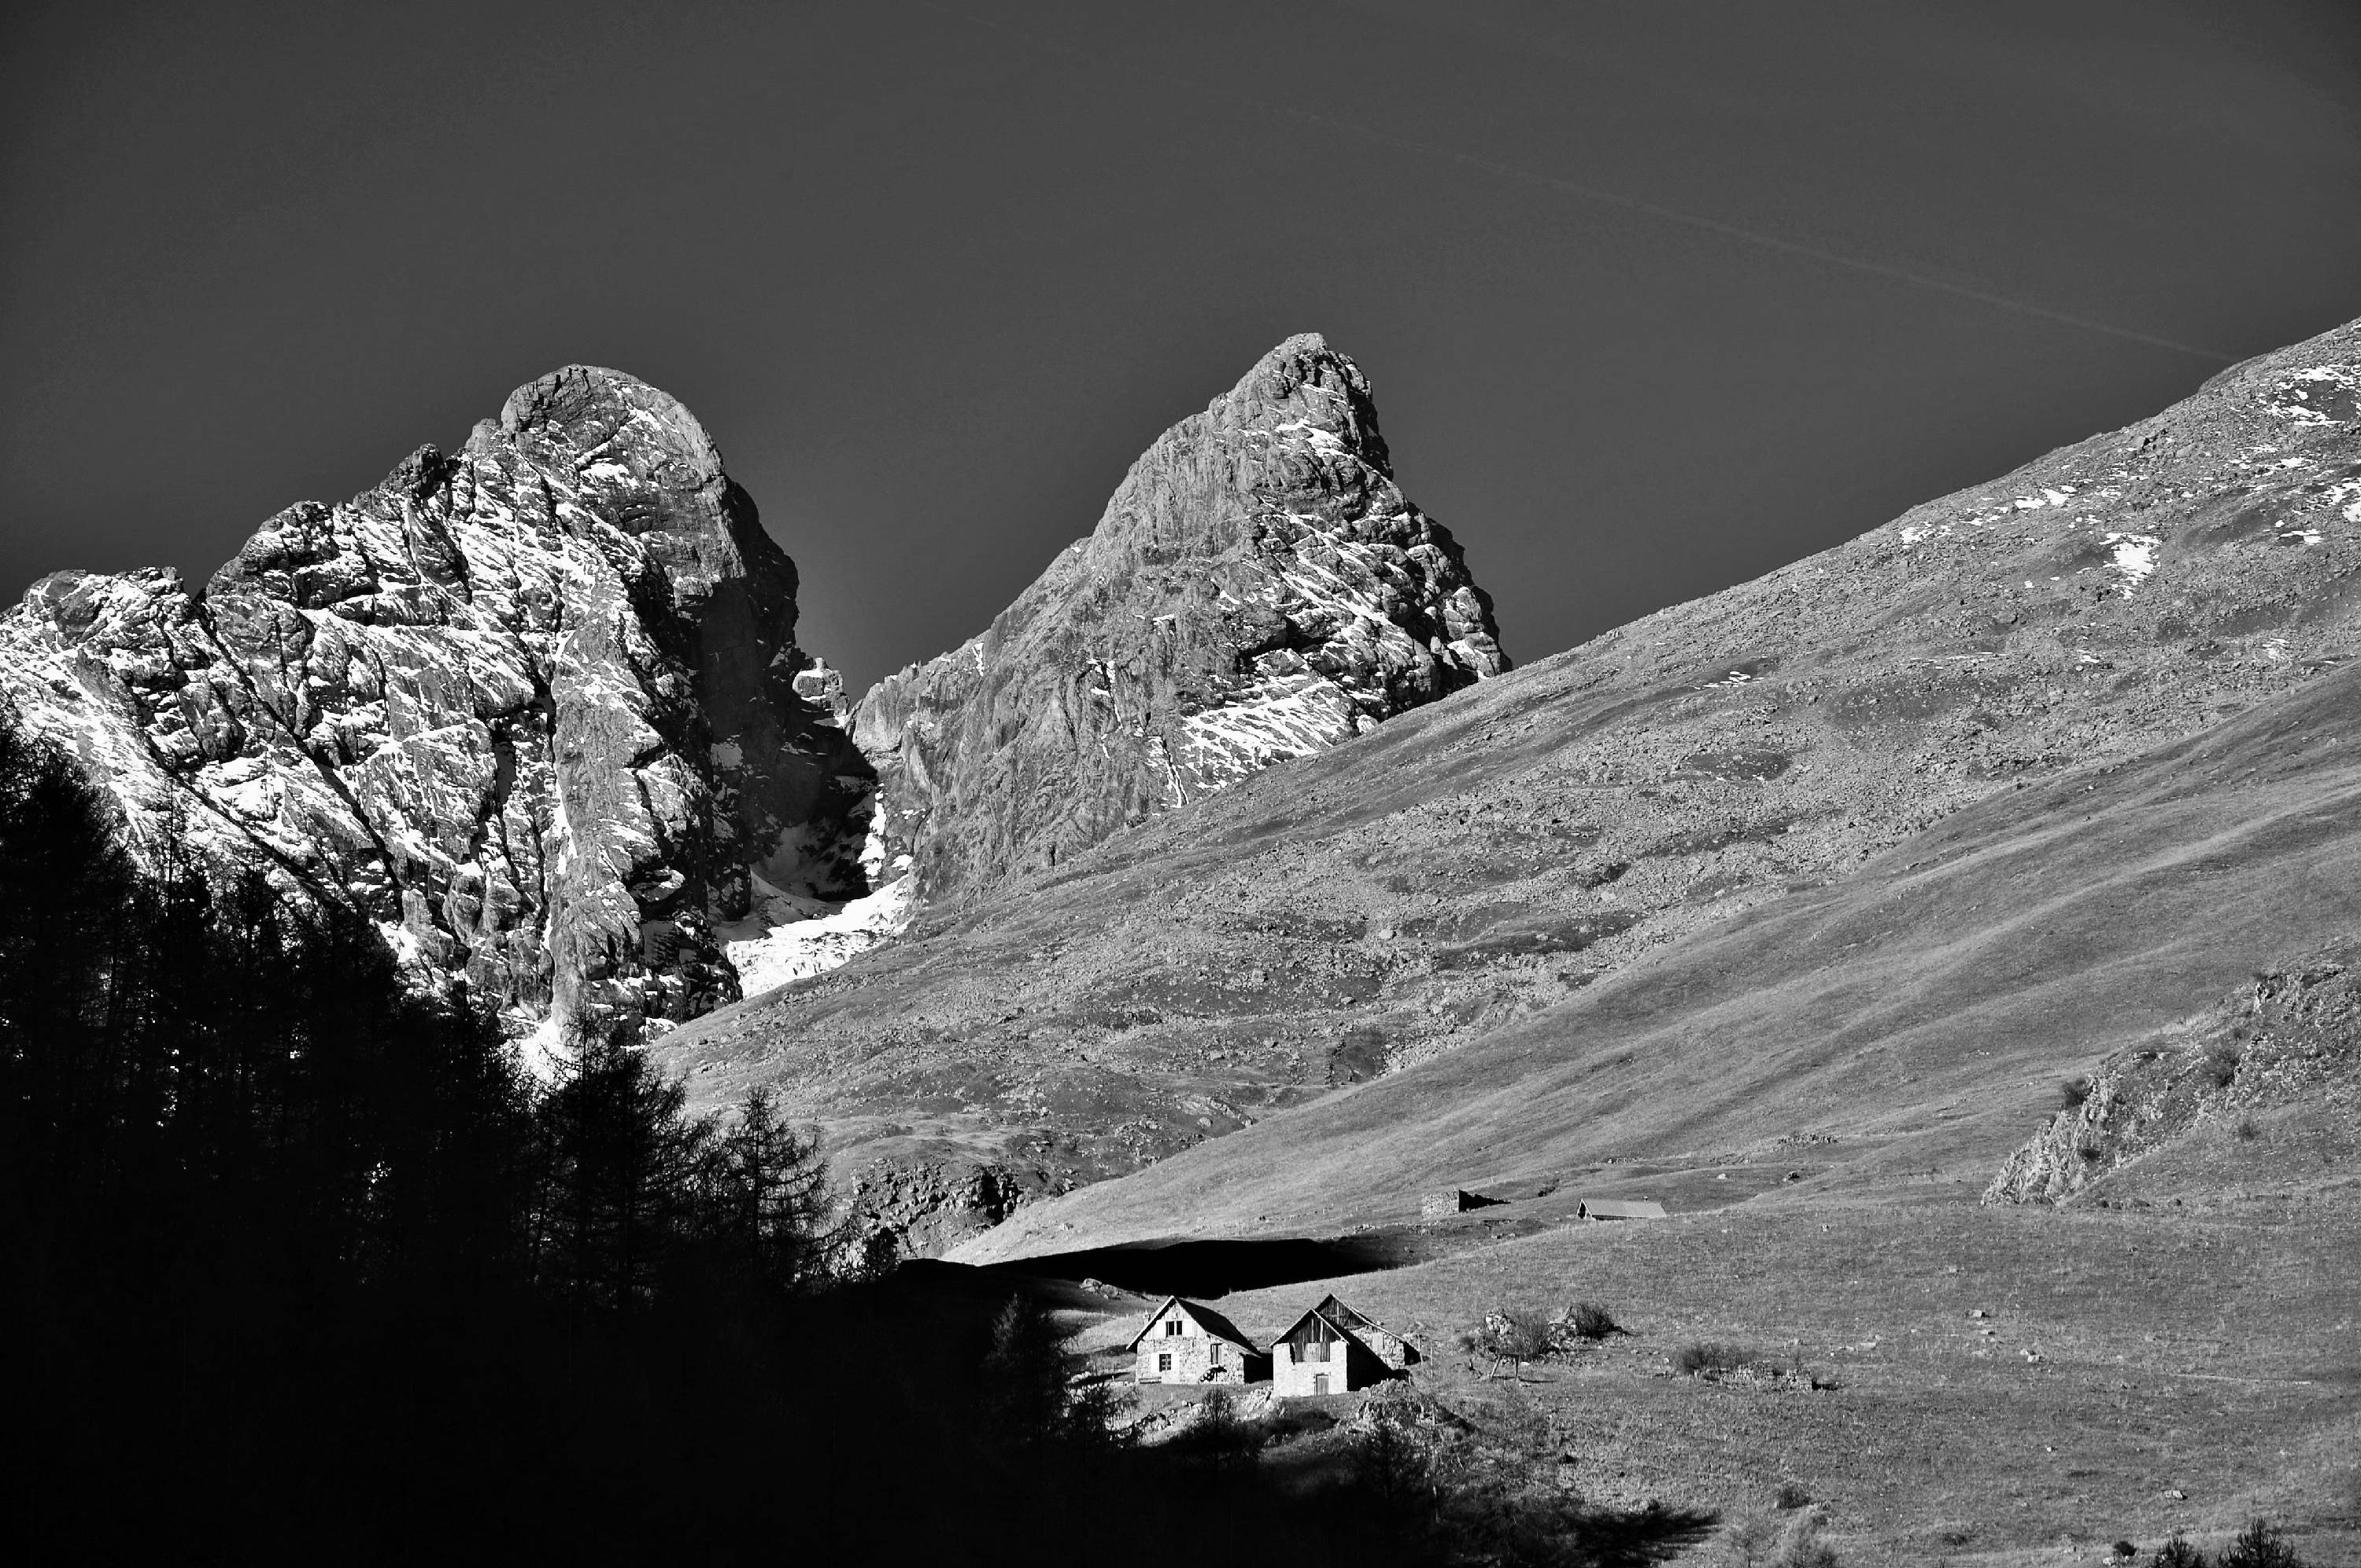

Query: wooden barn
(1129, 1296), (1269, 1385)
(1269, 1297), (1418, 1397)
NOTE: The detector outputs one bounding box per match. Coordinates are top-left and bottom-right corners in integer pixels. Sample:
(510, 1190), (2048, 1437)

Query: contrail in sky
(928, 4), (2236, 366)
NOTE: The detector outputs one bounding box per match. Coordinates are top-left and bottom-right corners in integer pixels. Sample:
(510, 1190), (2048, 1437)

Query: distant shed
(1577, 1199), (1668, 1221)
(1421, 1190), (1478, 1218)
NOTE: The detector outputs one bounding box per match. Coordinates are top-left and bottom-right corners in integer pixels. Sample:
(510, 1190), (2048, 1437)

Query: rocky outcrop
(841, 1153), (1033, 1260)
(1986, 943), (2361, 1205)
(855, 334), (1506, 902)
(0, 366), (870, 1042)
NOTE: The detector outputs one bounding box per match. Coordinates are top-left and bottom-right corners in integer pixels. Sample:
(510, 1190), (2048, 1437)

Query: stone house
(1129, 1296), (1269, 1385)
(1270, 1296), (1418, 1397)
(1421, 1190), (1477, 1218)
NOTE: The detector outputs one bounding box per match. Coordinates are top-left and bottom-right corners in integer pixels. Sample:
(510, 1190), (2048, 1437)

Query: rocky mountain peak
(0, 343), (1513, 1046)
(852, 334), (1508, 904)
(0, 364), (870, 1049)
(1243, 330), (1391, 461)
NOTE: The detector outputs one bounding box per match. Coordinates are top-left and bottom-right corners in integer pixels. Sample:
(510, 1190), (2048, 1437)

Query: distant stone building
(1421, 1190), (1478, 1217)
(1270, 1296), (1419, 1397)
(1577, 1198), (1667, 1221)
(1129, 1296), (1269, 1385)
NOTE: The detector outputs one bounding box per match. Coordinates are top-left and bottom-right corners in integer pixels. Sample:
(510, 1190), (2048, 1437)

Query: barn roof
(1269, 1299), (1402, 1351)
(1312, 1294), (1404, 1342)
(1579, 1198), (1668, 1219)
(1267, 1303), (1343, 1348)
(1125, 1294), (1261, 1353)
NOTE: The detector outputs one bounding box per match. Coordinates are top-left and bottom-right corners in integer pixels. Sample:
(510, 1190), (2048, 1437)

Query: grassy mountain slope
(957, 657), (2361, 1258)
(659, 313), (2361, 1252)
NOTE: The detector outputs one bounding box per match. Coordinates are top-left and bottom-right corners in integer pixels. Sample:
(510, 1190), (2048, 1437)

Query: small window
(1166, 1319), (1184, 1336)
(1158, 1353), (1172, 1372)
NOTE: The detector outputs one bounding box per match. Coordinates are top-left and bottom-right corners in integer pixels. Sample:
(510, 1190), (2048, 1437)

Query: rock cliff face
(0, 366), (870, 1042)
(855, 334), (1507, 902)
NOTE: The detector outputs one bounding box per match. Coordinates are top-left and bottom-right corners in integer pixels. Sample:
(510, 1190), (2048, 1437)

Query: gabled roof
(1313, 1294), (1394, 1337)
(1268, 1302), (1356, 1349)
(1292, 1295), (1417, 1352)
(1125, 1294), (1261, 1353)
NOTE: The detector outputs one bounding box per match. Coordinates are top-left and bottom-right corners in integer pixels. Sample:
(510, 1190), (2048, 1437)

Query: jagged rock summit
(855, 333), (1507, 902)
(0, 365), (871, 1044)
(0, 340), (1509, 1046)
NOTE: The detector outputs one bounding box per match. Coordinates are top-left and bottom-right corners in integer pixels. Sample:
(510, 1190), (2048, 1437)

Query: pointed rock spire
(854, 334), (1508, 901)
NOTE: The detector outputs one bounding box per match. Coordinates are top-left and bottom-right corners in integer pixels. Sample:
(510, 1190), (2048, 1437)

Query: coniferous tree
(534, 1028), (711, 1312)
(696, 1083), (832, 1297)
(0, 714), (143, 1208)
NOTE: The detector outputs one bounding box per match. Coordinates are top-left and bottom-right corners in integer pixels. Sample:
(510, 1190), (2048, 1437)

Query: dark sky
(6, 2), (2360, 692)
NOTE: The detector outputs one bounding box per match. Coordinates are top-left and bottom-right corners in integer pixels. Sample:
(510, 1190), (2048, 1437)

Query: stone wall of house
(1274, 1325), (1391, 1395)
(1274, 1334), (1347, 1396)
(1359, 1325), (1414, 1371)
(1135, 1302), (1250, 1384)
(1136, 1331), (1242, 1384)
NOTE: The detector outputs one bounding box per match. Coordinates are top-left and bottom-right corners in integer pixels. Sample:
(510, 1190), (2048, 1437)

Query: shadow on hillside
(1581, 1501), (1722, 1566)
(977, 1233), (1408, 1297)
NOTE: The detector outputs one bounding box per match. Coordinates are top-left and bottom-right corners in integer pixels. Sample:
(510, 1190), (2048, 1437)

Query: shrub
(2060, 1075), (2094, 1109)
(2206, 1041), (2244, 1088)
(2235, 1114), (2261, 1142)
(2219, 1518), (2306, 1568)
(1564, 1301), (1623, 1341)
(1772, 1481), (1812, 1511)
(1676, 1341), (1750, 1377)
(1258, 1404), (1336, 1445)
(1676, 1342), (1815, 1385)
(1460, 1308), (1557, 1378)
(1715, 1505), (1840, 1567)
(1773, 1511), (1842, 1568)
(1169, 1386), (1265, 1470)
(1351, 1387), (1437, 1516)
(2153, 1522), (2315, 1568)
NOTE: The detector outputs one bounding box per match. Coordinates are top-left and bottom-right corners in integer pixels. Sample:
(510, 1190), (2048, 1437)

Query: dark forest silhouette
(0, 708), (1712, 1567)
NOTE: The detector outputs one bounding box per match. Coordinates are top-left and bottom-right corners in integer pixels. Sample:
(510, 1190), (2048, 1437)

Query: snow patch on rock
(2262, 366), (2360, 426)
(719, 876), (917, 998)
(2103, 533), (2162, 589)
(1173, 666), (1363, 798)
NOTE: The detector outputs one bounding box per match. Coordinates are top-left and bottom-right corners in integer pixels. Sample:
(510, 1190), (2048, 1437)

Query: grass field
(959, 659), (2361, 1264)
(933, 626), (2361, 1563)
(1040, 1188), (2361, 1566)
